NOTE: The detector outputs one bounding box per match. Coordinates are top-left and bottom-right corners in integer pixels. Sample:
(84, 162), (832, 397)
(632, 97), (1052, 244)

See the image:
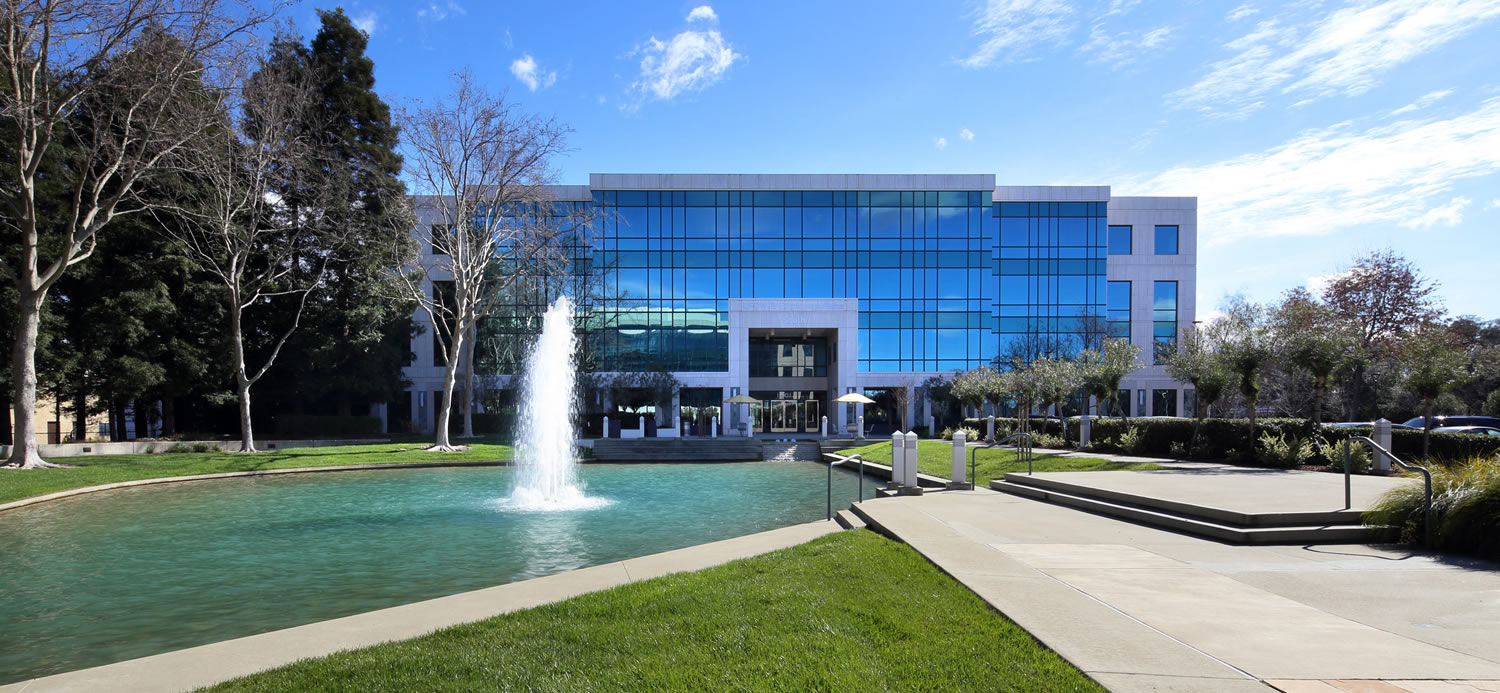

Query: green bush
(1257, 431), (1314, 468)
(275, 415), (382, 437)
(941, 426), (982, 442)
(1315, 438), (1371, 473)
(1031, 433), (1066, 449)
(1486, 389), (1500, 418)
(1366, 455), (1500, 559)
(164, 441), (219, 454)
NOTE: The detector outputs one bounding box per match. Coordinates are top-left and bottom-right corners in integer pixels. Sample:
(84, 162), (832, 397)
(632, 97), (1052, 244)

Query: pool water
(0, 462), (875, 683)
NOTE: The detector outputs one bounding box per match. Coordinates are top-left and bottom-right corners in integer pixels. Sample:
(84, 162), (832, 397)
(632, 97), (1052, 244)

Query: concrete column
(1081, 407), (1092, 449)
(1373, 418), (1393, 474)
(903, 431), (920, 490)
(889, 431), (904, 489)
(950, 430), (969, 489)
(904, 384), (917, 434)
(638, 416), (647, 438)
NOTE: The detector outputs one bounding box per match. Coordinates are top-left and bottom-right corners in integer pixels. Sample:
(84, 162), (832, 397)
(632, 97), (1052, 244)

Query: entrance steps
(834, 509), (866, 530)
(763, 441), (820, 462)
(989, 473), (1371, 545)
(591, 438), (762, 462)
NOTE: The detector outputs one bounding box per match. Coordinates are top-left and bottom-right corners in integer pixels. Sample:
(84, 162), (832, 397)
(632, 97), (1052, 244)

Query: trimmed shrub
(1258, 431), (1314, 468)
(1366, 455), (1500, 559)
(164, 441), (219, 453)
(273, 415), (382, 437)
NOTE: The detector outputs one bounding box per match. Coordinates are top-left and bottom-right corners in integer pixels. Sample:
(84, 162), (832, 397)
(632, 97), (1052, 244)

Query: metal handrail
(824, 453), (866, 521)
(971, 432), (1034, 488)
(1344, 436), (1433, 548)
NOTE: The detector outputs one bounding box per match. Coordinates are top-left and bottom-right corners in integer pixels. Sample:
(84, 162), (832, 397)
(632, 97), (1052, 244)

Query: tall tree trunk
(108, 401), (123, 442)
(7, 292), (59, 467)
(230, 301), (257, 453)
(162, 396), (176, 438)
(1311, 377), (1326, 426)
(72, 387), (88, 441)
(460, 323), (475, 438)
(237, 377), (256, 453)
(433, 327), (465, 450)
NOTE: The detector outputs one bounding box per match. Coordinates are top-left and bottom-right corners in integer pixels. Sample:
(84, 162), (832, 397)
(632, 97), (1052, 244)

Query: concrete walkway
(855, 489), (1500, 693)
(1, 520), (841, 693)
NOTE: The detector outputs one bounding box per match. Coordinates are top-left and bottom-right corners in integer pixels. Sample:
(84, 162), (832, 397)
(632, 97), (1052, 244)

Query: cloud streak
(1128, 97), (1500, 246)
(1170, 0), (1500, 118)
(960, 0), (1075, 68)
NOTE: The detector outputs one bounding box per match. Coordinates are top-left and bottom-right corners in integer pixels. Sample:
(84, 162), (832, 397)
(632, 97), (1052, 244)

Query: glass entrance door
(771, 400), (799, 433)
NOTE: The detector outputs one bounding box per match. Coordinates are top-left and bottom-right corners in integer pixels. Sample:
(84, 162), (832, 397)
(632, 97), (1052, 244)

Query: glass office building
(399, 174), (1197, 436)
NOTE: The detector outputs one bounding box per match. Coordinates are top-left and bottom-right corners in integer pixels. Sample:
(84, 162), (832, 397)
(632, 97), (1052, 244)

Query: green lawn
(204, 530), (1102, 692)
(0, 441), (514, 505)
(836, 440), (1163, 487)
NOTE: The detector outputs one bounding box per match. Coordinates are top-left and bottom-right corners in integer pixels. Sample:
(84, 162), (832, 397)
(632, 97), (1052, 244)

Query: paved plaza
(854, 469), (1500, 693)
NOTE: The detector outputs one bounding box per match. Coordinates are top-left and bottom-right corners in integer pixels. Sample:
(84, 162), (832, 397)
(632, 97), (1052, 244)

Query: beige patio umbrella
(725, 394), (760, 404)
(833, 392), (876, 404)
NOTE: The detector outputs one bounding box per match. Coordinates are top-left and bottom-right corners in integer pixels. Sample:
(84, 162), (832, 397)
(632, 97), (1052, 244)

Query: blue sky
(288, 0), (1500, 321)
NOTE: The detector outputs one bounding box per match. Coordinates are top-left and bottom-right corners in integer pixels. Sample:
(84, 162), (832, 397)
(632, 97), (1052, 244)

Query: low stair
(835, 509), (866, 530)
(591, 438), (762, 462)
(989, 473), (1371, 545)
(763, 441), (820, 462)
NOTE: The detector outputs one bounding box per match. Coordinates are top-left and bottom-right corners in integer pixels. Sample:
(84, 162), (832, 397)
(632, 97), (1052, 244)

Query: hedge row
(959, 416), (1500, 465)
(273, 415), (382, 437)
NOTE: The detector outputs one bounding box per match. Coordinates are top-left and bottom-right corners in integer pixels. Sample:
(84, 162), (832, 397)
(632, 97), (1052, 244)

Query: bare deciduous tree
(155, 47), (339, 453)
(394, 71), (579, 451)
(2, 0), (272, 468)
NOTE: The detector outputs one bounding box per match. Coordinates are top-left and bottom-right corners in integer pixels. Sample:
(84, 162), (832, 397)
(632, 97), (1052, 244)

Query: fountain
(494, 296), (611, 512)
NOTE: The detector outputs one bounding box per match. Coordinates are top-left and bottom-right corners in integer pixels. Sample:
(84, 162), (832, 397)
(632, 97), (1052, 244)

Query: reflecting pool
(0, 462), (875, 683)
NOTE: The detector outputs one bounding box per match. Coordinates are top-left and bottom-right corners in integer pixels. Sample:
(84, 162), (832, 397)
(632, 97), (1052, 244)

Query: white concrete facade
(1107, 195), (1198, 417)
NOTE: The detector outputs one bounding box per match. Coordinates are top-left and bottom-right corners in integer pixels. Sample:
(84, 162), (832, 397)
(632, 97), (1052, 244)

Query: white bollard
(1373, 418), (1393, 473)
(1081, 414), (1092, 449)
(821, 415), (828, 438)
(603, 416), (611, 439)
(639, 416), (647, 437)
(904, 431), (920, 488)
(951, 430), (968, 489)
(710, 416), (717, 438)
(890, 431), (905, 489)
(987, 415), (996, 443)
(857, 416), (864, 440)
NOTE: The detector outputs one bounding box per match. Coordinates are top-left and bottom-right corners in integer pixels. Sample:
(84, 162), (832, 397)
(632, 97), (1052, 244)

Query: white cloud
(1401, 196), (1472, 229)
(1307, 270), (1351, 297)
(417, 1), (465, 21)
(959, 0), (1076, 68)
(1083, 23), (1171, 69)
(1171, 0), (1500, 118)
(959, 128), (975, 141)
(350, 11), (377, 36)
(1487, 198), (1500, 210)
(686, 5), (718, 22)
(1126, 97), (1500, 246)
(1392, 89), (1453, 116)
(632, 25), (740, 102)
(935, 136), (949, 150)
(510, 55), (557, 92)
(1227, 4), (1258, 21)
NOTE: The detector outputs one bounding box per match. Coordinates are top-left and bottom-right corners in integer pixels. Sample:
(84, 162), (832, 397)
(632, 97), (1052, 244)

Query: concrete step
(989, 479), (1372, 545)
(763, 441), (819, 462)
(834, 509), (866, 530)
(1000, 473), (1366, 528)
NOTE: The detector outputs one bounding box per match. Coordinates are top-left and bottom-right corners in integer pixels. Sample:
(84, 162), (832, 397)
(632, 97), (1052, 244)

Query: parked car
(1402, 416), (1500, 430)
(1431, 426), (1500, 437)
(1323, 422), (1374, 429)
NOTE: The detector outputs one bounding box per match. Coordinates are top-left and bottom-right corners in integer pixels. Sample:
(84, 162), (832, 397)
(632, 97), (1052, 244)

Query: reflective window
(1153, 280), (1178, 364)
(1108, 225), (1131, 255)
(1106, 281), (1130, 339)
(1155, 225), (1178, 255)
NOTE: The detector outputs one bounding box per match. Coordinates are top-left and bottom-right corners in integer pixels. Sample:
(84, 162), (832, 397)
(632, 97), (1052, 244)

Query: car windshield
(1402, 418), (1426, 427)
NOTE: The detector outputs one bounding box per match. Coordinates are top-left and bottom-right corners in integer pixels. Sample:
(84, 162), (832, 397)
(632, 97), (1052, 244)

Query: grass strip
(204, 530), (1103, 692)
(0, 442), (514, 505)
(836, 440), (1162, 487)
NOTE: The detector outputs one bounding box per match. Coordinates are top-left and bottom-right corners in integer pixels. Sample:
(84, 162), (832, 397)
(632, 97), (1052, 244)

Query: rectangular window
(1152, 389), (1177, 417)
(1155, 225), (1179, 255)
(1152, 280), (1178, 364)
(1106, 281), (1130, 339)
(1113, 389), (1131, 418)
(429, 224), (452, 255)
(1108, 225), (1131, 255)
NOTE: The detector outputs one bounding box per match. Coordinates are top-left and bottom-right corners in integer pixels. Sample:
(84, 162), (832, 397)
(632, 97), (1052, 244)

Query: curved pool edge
(0, 461), (511, 514)
(0, 519), (845, 693)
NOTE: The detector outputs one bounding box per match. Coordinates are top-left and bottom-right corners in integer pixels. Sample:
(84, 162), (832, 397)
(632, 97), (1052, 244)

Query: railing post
(1342, 438), (1352, 510)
